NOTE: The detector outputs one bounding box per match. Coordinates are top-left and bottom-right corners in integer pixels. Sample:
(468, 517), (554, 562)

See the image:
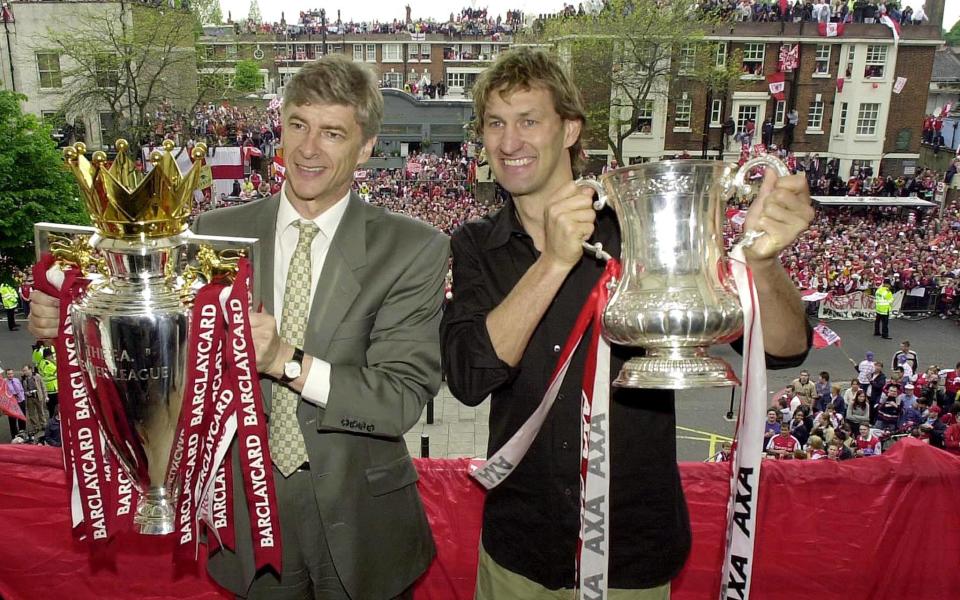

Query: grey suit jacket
(194, 192), (448, 598)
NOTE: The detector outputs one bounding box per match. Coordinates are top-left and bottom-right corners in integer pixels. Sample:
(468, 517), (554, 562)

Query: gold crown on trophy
(63, 138), (207, 239)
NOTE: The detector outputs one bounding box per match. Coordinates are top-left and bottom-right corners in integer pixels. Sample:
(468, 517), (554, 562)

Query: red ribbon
(223, 259), (282, 573)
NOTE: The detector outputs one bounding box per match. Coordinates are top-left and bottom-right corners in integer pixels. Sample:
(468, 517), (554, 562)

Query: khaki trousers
(475, 542), (670, 600)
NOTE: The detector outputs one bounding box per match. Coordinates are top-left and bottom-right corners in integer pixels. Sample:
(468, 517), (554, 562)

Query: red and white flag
(766, 72), (785, 101)
(893, 77), (907, 94)
(836, 77), (845, 93)
(725, 207), (747, 227)
(817, 22), (845, 37)
(880, 14), (901, 44)
(778, 44), (799, 72)
(1, 3), (13, 23)
(812, 322), (842, 349)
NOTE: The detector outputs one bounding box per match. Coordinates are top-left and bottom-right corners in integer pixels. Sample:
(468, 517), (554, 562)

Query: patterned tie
(270, 220), (320, 476)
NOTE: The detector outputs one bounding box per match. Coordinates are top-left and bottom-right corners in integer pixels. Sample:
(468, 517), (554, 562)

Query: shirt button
(561, 441), (570, 450)
(553, 344), (561, 353)
(564, 487), (573, 496)
(557, 394), (564, 401)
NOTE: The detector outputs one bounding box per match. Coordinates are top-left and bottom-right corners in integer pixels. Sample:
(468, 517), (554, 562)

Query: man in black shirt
(441, 48), (813, 598)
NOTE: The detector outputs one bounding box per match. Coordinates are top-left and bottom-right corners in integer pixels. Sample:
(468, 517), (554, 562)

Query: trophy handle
(728, 155), (792, 248)
(574, 178), (612, 261)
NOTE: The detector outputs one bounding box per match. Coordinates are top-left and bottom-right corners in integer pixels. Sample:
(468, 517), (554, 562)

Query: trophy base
(613, 347), (740, 390)
(133, 487), (175, 535)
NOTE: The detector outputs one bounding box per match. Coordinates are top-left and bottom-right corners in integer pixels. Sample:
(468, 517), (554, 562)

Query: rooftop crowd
(699, 0), (931, 25)
(141, 100), (282, 155)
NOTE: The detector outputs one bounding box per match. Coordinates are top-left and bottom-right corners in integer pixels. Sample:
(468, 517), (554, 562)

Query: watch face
(284, 361), (301, 380)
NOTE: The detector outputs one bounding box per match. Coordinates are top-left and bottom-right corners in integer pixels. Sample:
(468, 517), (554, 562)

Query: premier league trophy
(580, 156), (790, 389)
(35, 139), (260, 535)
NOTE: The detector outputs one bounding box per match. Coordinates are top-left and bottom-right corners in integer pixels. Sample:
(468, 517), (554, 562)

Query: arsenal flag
(880, 13), (901, 44)
(812, 322), (842, 349)
(778, 44), (799, 72)
(766, 71), (786, 101)
(817, 22), (845, 37)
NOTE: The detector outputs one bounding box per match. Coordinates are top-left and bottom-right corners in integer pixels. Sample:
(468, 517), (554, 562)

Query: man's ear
(357, 135), (377, 165)
(563, 118), (582, 150)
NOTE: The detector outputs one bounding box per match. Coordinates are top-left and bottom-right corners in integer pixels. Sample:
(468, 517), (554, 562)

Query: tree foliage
(233, 60), (263, 92)
(0, 92), (87, 276)
(530, 0), (739, 164)
(946, 18), (960, 46)
(192, 0), (223, 26)
(41, 3), (198, 155)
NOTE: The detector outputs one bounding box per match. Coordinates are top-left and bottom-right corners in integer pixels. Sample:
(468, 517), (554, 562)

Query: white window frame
(383, 44), (401, 62)
(98, 112), (115, 148)
(673, 98), (692, 131)
(714, 42), (727, 69)
(95, 54), (119, 90)
(864, 45), (886, 79)
(807, 101), (824, 132)
(736, 104), (759, 136)
(36, 52), (62, 89)
(844, 45), (855, 78)
(774, 100), (786, 127)
(836, 102), (848, 136)
(420, 43), (431, 60)
(741, 43), (764, 79)
(408, 43), (419, 60)
(383, 71), (403, 89)
(225, 44), (237, 60)
(353, 44), (363, 61)
(447, 71), (466, 88)
(856, 103), (880, 137)
(365, 44), (376, 62)
(636, 99), (655, 135)
(678, 43), (696, 75)
(814, 44), (831, 76)
(710, 99), (723, 127)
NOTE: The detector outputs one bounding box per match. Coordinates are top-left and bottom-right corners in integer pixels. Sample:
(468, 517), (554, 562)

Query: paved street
(3, 314), (958, 461)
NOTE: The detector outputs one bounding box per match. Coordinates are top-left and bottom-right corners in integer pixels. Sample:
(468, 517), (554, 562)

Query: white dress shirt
(273, 184), (350, 408)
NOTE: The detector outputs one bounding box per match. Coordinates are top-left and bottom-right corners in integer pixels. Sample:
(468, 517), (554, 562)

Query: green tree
(0, 91), (87, 276)
(41, 2), (199, 155)
(233, 60), (263, 92)
(945, 18), (960, 46)
(531, 0), (736, 165)
(191, 0), (223, 26)
(246, 0), (261, 25)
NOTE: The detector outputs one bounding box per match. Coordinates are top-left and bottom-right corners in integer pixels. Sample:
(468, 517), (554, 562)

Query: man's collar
(277, 183), (350, 239)
(483, 191), (528, 250)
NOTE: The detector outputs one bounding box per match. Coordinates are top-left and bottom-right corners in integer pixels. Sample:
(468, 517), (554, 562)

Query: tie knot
(294, 220), (321, 244)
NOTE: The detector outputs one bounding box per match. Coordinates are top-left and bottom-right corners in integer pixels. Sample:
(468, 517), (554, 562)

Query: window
(409, 43), (419, 60)
(481, 44), (491, 59)
(837, 102), (848, 134)
(36, 52), (61, 89)
(774, 100), (786, 126)
(636, 100), (654, 133)
(203, 45), (216, 60)
(383, 71), (402, 88)
(225, 45), (237, 60)
(366, 44), (376, 62)
(844, 46), (855, 78)
(737, 105), (759, 135)
(383, 44), (401, 62)
(98, 112), (115, 148)
(678, 43), (696, 74)
(420, 44), (431, 60)
(95, 54), (119, 89)
(353, 44), (363, 61)
(710, 99), (723, 127)
(742, 43), (764, 76)
(856, 103), (880, 136)
(851, 159), (872, 176)
(814, 44), (831, 75)
(447, 71), (465, 88)
(864, 45), (886, 79)
(714, 42), (727, 69)
(807, 101), (824, 131)
(674, 99), (692, 129)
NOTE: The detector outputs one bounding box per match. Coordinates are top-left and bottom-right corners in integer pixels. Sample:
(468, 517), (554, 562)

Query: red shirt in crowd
(856, 434), (882, 456)
(766, 432), (800, 459)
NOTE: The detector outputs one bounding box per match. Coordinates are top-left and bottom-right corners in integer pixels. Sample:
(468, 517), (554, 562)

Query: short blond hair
(283, 54), (383, 140)
(472, 47), (586, 173)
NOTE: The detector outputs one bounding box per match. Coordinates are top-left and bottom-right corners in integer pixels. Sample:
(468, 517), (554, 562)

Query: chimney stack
(925, 0), (946, 32)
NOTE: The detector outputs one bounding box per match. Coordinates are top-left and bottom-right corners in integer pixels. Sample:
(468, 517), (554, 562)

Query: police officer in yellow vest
(874, 279), (894, 339)
(0, 282), (18, 331)
(37, 347), (58, 419)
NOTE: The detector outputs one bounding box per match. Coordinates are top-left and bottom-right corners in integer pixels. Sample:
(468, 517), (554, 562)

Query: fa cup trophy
(36, 139), (260, 535)
(580, 156), (790, 389)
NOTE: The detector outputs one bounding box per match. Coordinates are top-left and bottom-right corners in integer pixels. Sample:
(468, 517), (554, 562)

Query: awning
(811, 196), (938, 207)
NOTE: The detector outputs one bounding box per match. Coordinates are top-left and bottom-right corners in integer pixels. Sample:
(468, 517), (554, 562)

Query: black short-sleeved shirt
(440, 193), (810, 590)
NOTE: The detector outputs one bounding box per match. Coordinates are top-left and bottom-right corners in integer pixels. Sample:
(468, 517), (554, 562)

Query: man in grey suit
(31, 55), (446, 599)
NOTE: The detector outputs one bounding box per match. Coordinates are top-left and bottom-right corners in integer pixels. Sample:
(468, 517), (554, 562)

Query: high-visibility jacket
(0, 284), (17, 309)
(875, 286), (894, 315)
(38, 358), (58, 394)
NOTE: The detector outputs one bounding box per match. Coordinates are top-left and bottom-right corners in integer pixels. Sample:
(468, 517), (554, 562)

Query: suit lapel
(252, 195), (280, 315)
(304, 193), (369, 358)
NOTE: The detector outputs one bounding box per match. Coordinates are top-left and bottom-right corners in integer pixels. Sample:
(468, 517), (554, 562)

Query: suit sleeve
(320, 231), (449, 438)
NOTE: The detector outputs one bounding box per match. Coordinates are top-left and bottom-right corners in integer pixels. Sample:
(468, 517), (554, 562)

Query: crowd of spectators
(229, 5), (526, 40)
(142, 100), (282, 157)
(699, 0), (930, 25)
(759, 360), (960, 461)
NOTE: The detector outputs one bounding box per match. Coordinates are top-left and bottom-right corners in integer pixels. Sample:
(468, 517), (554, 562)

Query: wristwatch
(280, 347), (304, 384)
